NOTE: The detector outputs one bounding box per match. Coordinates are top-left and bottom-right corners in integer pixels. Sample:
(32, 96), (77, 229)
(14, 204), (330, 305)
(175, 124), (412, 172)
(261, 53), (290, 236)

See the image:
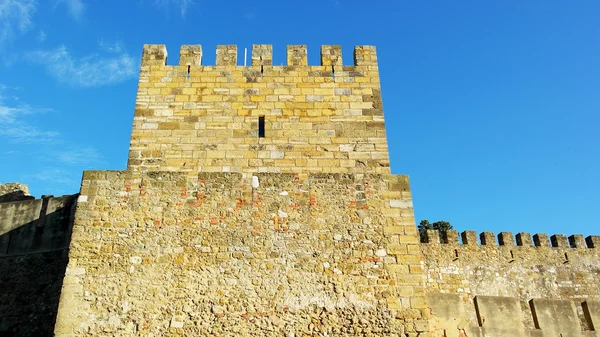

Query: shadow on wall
(0, 195), (77, 336)
(0, 191), (35, 203)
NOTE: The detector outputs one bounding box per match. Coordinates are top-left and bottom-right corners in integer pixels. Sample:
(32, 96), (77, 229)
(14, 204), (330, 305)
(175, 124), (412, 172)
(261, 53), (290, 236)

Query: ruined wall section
(128, 44), (389, 174)
(422, 230), (600, 337)
(54, 171), (426, 336)
(0, 182), (34, 203)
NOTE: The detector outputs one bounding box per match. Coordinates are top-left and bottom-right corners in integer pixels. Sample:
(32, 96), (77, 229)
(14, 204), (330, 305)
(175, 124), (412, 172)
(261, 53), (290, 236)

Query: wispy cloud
(56, 0), (84, 21)
(98, 39), (124, 54)
(27, 45), (138, 87)
(0, 0), (37, 45)
(155, 0), (194, 17)
(38, 29), (46, 42)
(55, 147), (102, 165)
(24, 168), (81, 195)
(0, 85), (102, 196)
(0, 87), (59, 143)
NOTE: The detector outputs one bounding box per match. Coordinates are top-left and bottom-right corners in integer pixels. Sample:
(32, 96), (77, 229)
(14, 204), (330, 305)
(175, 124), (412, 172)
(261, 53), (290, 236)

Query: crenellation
(569, 234), (587, 248)
(442, 229), (459, 244)
(551, 233), (569, 247)
(533, 232), (550, 247)
(516, 231), (532, 246)
(480, 231), (496, 245)
(425, 229), (440, 243)
(423, 230), (600, 249)
(251, 44), (272, 66)
(354, 45), (378, 66)
(498, 231), (514, 246)
(287, 45), (308, 66)
(321, 45), (343, 66)
(142, 44), (167, 66)
(461, 230), (478, 245)
(587, 235), (600, 248)
(216, 44), (237, 66)
(179, 44), (202, 66)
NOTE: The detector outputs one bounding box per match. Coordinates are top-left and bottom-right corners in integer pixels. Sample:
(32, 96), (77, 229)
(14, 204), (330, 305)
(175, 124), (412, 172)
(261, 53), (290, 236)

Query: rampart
(129, 44), (388, 174)
(0, 193), (77, 336)
(422, 230), (600, 336)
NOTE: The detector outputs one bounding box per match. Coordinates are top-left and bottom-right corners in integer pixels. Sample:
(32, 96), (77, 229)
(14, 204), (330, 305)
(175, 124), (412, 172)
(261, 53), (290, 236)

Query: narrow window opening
(260, 65), (264, 75)
(258, 116), (265, 138)
(331, 65), (335, 78)
(187, 65), (191, 79)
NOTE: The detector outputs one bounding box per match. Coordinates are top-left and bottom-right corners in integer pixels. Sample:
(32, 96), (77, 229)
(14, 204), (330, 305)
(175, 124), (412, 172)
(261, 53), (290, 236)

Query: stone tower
(53, 44), (426, 336)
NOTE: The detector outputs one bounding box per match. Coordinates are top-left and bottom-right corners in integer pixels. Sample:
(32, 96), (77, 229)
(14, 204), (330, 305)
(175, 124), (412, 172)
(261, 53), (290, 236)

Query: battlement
(130, 43), (389, 174)
(422, 229), (600, 249)
(141, 44), (378, 67)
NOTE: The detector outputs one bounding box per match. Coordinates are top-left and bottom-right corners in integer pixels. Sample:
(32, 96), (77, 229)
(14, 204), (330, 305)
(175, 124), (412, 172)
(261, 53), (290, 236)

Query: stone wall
(54, 170), (425, 336)
(422, 230), (600, 336)
(128, 44), (388, 174)
(0, 194), (77, 336)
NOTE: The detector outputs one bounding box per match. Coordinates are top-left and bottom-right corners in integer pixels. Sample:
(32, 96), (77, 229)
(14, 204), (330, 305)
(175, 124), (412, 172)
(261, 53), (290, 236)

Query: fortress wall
(54, 170), (427, 336)
(0, 195), (77, 336)
(128, 44), (389, 174)
(0, 195), (77, 256)
(422, 230), (600, 337)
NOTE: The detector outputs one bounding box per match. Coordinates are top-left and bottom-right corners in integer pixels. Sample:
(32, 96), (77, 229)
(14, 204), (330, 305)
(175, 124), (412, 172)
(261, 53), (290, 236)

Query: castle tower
(128, 44), (390, 174)
(54, 45), (427, 336)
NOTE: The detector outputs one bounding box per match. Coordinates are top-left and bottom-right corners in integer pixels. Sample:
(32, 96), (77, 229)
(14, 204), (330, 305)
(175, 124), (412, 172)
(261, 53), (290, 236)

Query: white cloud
(27, 45), (138, 87)
(99, 39), (124, 54)
(38, 29), (45, 42)
(25, 168), (79, 191)
(0, 0), (37, 45)
(155, 0), (194, 17)
(56, 0), (84, 21)
(56, 147), (102, 165)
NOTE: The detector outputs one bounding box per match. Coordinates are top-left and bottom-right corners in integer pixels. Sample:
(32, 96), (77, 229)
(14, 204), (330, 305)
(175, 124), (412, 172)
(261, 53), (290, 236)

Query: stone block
(583, 301), (600, 331)
(475, 296), (526, 336)
(530, 299), (581, 336)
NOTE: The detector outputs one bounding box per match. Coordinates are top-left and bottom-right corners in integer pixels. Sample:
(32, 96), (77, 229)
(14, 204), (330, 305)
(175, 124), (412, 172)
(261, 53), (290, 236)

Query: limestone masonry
(0, 44), (599, 336)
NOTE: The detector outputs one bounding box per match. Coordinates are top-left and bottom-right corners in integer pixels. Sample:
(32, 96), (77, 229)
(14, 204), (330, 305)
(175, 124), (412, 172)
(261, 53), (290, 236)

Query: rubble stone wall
(53, 170), (425, 336)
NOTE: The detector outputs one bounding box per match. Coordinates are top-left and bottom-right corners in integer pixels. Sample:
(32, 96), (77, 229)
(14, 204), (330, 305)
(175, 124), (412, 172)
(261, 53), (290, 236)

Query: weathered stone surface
(54, 171), (424, 336)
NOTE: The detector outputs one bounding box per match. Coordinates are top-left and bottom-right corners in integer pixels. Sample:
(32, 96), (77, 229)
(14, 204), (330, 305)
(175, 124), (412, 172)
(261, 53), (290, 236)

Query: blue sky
(1, 0), (599, 237)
